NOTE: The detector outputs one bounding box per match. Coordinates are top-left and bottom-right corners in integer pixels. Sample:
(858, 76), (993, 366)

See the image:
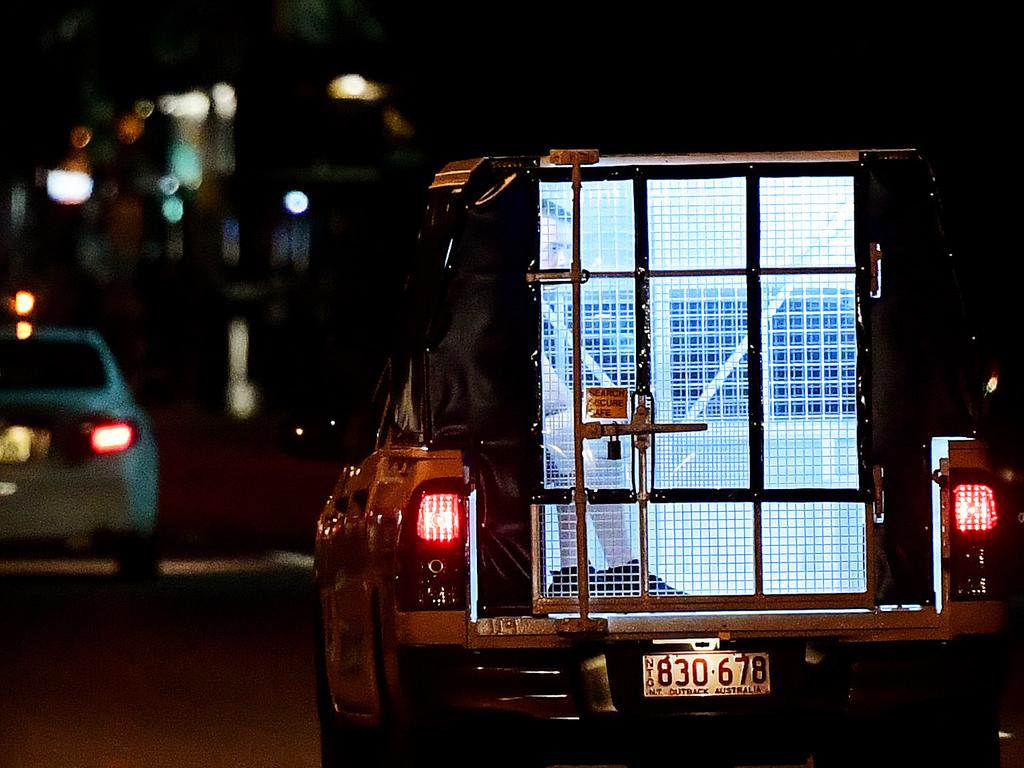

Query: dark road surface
(3, 556), (1024, 768)
(0, 557), (320, 768)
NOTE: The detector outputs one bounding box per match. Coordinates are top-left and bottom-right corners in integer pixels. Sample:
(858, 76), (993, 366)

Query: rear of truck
(333, 150), (1009, 767)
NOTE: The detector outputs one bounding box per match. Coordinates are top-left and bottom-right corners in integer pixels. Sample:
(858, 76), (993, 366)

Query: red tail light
(954, 484), (998, 533)
(90, 423), (135, 454)
(416, 492), (462, 543)
(400, 485), (468, 610)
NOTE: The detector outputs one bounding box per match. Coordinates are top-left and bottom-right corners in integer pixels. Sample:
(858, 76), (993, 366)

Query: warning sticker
(586, 387), (629, 420)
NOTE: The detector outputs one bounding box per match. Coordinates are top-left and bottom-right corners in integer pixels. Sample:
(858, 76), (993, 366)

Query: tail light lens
(90, 422), (135, 454)
(949, 479), (1003, 600)
(953, 484), (997, 533)
(399, 484), (468, 610)
(416, 492), (462, 543)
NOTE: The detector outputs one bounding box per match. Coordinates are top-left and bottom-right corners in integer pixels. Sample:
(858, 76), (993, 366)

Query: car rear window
(0, 340), (108, 389)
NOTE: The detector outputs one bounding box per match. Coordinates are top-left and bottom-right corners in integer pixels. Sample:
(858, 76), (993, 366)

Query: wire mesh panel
(760, 177), (855, 269)
(649, 276), (750, 488)
(540, 279), (635, 490)
(648, 178), (747, 270)
(539, 181), (635, 271)
(648, 503), (755, 595)
(761, 275), (858, 489)
(540, 503), (642, 597)
(762, 502), (867, 594)
(531, 168), (869, 608)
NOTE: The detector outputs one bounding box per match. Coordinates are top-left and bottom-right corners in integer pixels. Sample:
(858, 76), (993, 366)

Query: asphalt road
(2, 557), (1024, 768)
(0, 556), (320, 768)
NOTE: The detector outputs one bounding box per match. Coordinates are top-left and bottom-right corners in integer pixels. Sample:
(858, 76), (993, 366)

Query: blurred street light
(158, 91), (211, 122)
(283, 190), (309, 215)
(162, 196), (184, 224)
(46, 169), (93, 204)
(70, 126), (92, 149)
(14, 291), (36, 316)
(327, 74), (385, 101)
(212, 83), (237, 119)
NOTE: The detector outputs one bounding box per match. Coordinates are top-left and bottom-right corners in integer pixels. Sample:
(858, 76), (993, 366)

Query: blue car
(0, 326), (159, 577)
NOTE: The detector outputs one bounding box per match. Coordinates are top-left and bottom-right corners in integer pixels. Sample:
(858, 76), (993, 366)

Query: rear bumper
(398, 601), (1007, 646)
(0, 451), (157, 541)
(397, 635), (1005, 723)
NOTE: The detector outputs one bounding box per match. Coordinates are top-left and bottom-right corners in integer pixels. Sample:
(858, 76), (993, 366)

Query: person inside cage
(539, 194), (639, 589)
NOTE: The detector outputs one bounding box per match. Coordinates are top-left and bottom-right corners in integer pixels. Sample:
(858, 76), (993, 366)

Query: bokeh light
(46, 169), (93, 204)
(134, 99), (155, 119)
(283, 190), (309, 215)
(162, 196), (185, 224)
(158, 175), (181, 196)
(116, 113), (145, 145)
(70, 126), (92, 150)
(14, 291), (35, 316)
(327, 74), (384, 101)
(212, 83), (237, 119)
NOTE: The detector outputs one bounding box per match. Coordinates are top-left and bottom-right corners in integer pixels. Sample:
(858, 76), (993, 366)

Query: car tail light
(949, 477), (1004, 600)
(416, 492), (462, 543)
(90, 423), (135, 454)
(399, 484), (468, 610)
(953, 484), (997, 533)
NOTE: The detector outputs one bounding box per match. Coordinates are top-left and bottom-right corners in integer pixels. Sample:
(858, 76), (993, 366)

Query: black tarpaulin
(867, 153), (980, 602)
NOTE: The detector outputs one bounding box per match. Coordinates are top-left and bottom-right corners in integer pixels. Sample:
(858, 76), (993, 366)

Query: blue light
(284, 190), (309, 216)
(162, 196), (184, 224)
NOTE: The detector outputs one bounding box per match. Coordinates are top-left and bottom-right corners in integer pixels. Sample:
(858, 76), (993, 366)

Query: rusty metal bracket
(554, 616), (609, 636)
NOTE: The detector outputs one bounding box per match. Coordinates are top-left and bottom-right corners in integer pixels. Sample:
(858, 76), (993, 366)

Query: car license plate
(643, 651), (770, 698)
(0, 426), (48, 463)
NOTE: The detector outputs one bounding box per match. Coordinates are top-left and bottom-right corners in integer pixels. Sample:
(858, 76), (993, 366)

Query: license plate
(643, 651), (770, 698)
(0, 426), (49, 463)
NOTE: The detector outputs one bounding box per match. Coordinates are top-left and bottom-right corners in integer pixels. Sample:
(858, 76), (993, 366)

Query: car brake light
(953, 483), (997, 533)
(399, 485), (468, 610)
(416, 492), (462, 543)
(91, 423), (135, 454)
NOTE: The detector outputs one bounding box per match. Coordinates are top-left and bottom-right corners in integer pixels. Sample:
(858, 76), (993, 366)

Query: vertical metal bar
(638, 439), (650, 599)
(634, 174), (651, 600)
(854, 166), (874, 496)
(634, 174), (651, 398)
(530, 503), (542, 610)
(864, 500), (876, 602)
(746, 174), (764, 492)
(855, 165), (876, 602)
(569, 159), (591, 619)
(747, 174), (764, 595)
(753, 501), (764, 596)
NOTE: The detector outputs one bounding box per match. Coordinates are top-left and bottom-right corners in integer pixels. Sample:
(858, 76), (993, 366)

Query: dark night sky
(2, 9), (1018, 313)
(1, 7), (1019, 416)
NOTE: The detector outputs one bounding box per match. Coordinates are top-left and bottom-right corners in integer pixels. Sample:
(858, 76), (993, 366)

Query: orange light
(70, 126), (93, 150)
(954, 484), (998, 532)
(15, 321), (32, 340)
(116, 114), (145, 145)
(416, 492), (462, 543)
(91, 423), (135, 454)
(14, 291), (35, 316)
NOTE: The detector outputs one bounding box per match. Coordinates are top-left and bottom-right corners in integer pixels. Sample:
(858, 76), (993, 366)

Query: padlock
(607, 435), (622, 460)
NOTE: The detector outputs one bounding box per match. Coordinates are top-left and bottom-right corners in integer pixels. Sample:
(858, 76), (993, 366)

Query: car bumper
(0, 453), (157, 541)
(395, 635), (1005, 723)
